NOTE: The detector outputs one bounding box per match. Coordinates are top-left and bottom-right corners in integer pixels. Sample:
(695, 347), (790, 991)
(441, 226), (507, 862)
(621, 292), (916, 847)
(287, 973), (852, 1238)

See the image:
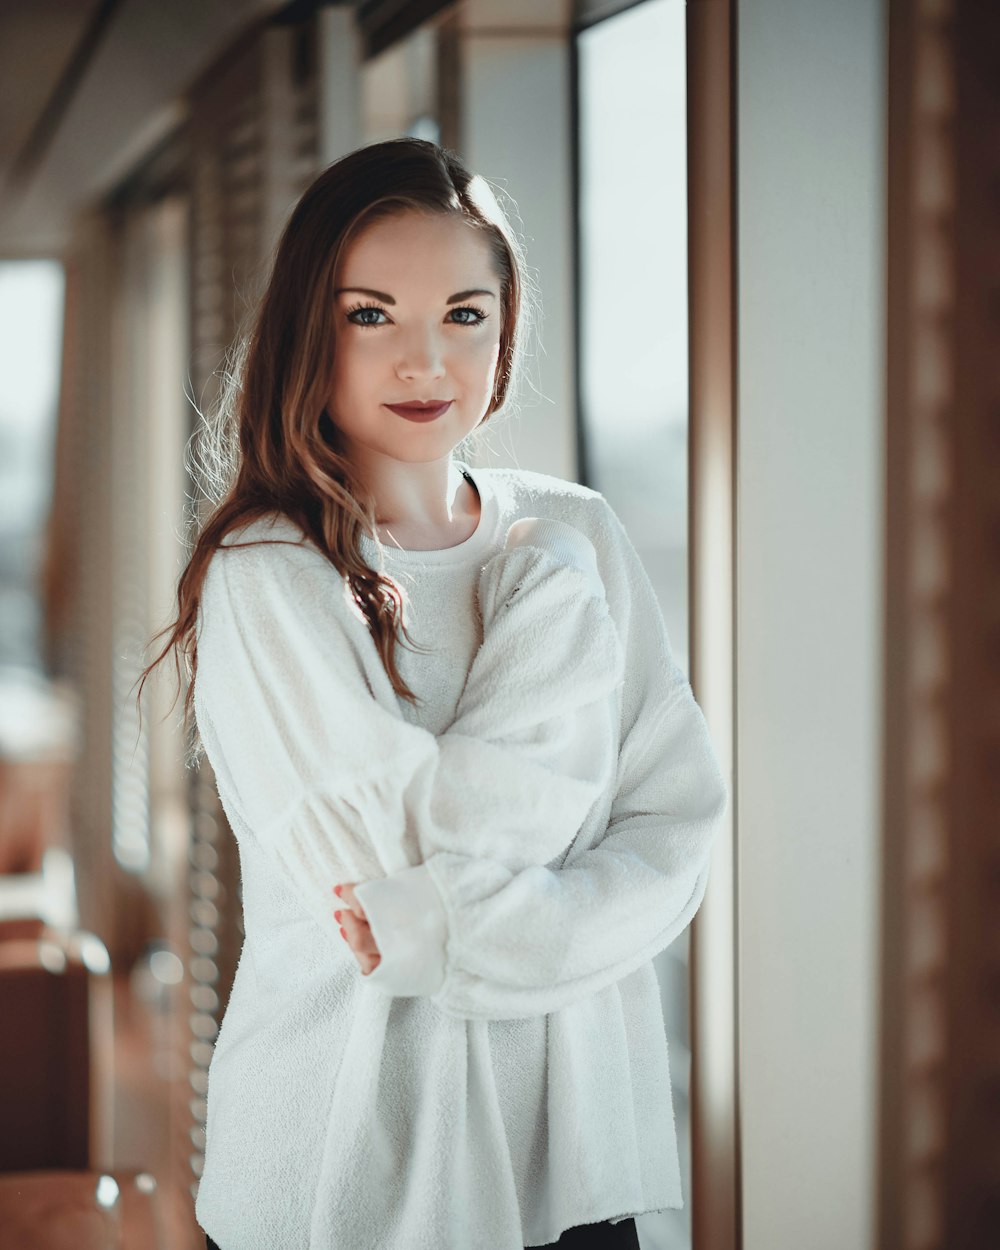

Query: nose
(395, 323), (446, 382)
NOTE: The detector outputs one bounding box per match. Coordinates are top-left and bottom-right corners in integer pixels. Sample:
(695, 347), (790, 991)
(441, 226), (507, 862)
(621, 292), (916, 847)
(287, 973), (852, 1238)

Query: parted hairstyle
(136, 137), (537, 736)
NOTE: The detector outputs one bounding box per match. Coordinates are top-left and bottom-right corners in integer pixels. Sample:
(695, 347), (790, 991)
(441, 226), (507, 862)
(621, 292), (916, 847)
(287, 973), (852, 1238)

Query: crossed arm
(195, 505), (728, 1020)
(337, 516), (623, 978)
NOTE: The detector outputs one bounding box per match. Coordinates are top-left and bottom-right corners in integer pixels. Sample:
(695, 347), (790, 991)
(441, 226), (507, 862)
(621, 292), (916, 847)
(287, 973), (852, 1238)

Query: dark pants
(206, 1216), (639, 1249)
(533, 1216), (641, 1248)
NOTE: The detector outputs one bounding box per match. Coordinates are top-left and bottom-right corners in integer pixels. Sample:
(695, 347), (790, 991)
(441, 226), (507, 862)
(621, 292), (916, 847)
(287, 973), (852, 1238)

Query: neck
(344, 449), (480, 547)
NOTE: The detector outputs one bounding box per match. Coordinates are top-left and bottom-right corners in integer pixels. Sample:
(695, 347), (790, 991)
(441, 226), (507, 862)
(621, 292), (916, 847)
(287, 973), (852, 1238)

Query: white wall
(736, 2), (885, 1248)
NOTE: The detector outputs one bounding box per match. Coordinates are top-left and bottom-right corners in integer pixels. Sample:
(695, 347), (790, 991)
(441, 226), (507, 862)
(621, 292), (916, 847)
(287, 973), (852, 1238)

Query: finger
(338, 883), (367, 921)
(341, 909), (377, 957)
(340, 924), (368, 967)
(336, 906), (358, 939)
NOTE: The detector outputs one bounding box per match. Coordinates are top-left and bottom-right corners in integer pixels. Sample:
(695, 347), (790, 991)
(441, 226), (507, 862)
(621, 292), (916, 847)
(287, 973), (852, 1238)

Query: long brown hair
(137, 137), (536, 738)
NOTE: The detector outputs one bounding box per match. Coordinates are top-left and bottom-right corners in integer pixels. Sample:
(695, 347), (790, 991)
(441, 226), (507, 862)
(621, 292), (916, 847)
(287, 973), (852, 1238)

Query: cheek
(330, 338), (381, 391)
(485, 340), (502, 387)
(458, 335), (501, 377)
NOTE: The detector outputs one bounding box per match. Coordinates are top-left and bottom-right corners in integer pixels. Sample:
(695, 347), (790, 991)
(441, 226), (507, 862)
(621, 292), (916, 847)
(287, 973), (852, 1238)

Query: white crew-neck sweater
(193, 459), (729, 1250)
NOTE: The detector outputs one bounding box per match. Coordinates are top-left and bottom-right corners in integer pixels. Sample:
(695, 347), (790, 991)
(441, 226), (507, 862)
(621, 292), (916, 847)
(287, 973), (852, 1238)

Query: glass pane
(577, 0), (689, 674)
(577, 5), (693, 1249)
(0, 260), (64, 675)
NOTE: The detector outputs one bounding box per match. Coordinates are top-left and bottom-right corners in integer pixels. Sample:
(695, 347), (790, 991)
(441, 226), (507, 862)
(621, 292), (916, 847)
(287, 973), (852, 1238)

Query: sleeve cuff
(503, 518), (605, 600)
(352, 863), (448, 997)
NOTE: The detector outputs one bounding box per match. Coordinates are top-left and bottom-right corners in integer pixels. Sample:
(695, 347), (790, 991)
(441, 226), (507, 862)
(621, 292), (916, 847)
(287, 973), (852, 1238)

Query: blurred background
(0, 0), (996, 1248)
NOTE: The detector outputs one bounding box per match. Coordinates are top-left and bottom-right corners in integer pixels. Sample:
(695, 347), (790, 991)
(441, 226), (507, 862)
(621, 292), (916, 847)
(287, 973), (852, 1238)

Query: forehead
(337, 210), (497, 288)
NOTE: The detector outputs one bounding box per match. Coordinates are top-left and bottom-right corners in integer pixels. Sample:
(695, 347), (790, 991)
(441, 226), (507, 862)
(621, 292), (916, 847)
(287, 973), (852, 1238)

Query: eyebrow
(334, 286), (497, 305)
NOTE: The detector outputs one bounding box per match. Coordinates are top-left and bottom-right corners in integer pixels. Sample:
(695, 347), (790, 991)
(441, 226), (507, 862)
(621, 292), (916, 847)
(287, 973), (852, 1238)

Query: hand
(333, 882), (382, 977)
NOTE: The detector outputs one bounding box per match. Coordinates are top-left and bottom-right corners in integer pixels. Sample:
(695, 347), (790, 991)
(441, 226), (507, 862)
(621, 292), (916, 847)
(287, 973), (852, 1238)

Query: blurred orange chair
(0, 930), (113, 1172)
(0, 915), (46, 941)
(0, 1168), (164, 1249)
(0, 671), (78, 878)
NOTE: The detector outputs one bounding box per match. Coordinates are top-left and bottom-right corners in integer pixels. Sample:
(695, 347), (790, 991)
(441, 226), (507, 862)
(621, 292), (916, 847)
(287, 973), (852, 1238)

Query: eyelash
(344, 301), (490, 330)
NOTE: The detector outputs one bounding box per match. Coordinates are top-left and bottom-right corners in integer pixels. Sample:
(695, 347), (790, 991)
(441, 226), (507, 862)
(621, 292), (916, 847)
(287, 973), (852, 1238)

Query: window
(576, 0), (689, 672)
(0, 260), (64, 675)
(576, 6), (693, 1248)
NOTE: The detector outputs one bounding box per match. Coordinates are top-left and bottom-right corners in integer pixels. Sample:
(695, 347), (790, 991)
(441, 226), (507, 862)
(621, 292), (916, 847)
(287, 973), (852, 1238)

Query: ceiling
(0, 0), (287, 256)
(0, 0), (579, 256)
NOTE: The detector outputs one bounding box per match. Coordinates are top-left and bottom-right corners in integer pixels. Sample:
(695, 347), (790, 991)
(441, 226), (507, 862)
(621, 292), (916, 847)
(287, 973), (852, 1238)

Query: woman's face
(327, 209), (503, 466)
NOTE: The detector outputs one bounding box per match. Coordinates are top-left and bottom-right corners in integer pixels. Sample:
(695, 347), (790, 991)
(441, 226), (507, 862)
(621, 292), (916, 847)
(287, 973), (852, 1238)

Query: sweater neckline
(358, 460), (499, 567)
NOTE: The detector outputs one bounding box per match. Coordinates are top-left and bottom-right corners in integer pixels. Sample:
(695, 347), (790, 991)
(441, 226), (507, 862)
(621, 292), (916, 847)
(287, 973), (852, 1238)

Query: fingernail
(334, 910), (342, 923)
(333, 886), (343, 897)
(339, 927), (347, 940)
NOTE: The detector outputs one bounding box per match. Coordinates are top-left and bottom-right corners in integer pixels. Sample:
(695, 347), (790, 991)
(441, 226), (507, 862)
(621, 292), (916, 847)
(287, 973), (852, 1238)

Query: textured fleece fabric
(193, 459), (729, 1250)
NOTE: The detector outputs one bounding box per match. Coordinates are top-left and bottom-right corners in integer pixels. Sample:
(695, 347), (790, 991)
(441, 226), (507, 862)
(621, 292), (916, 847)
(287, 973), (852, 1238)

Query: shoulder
(206, 512), (327, 579)
(479, 463), (601, 510)
(477, 464), (629, 557)
(216, 510), (314, 554)
(474, 466), (649, 628)
(200, 511), (360, 633)
(475, 464), (614, 534)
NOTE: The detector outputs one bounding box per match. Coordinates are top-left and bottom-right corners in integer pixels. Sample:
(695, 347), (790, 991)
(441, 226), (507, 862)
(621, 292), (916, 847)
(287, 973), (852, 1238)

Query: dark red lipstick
(385, 400), (453, 423)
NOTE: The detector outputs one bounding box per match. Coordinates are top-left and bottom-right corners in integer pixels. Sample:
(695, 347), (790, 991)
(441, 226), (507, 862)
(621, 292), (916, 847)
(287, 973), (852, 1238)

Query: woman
(141, 138), (728, 1249)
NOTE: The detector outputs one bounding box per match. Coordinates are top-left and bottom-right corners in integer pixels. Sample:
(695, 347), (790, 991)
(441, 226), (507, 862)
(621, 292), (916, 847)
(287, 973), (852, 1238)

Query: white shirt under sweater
(193, 458), (729, 1250)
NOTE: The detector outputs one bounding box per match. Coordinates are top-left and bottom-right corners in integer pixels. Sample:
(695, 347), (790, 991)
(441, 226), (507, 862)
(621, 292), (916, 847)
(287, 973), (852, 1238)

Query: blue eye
(345, 303), (388, 328)
(344, 302), (490, 329)
(449, 305), (490, 326)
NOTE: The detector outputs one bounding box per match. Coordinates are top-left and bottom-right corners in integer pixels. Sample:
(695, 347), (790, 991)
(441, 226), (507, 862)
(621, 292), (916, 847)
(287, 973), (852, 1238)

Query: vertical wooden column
(53, 212), (121, 953)
(881, 0), (1000, 1245)
(881, 2), (956, 1246)
(944, 2), (1000, 1244)
(687, 3), (739, 1250)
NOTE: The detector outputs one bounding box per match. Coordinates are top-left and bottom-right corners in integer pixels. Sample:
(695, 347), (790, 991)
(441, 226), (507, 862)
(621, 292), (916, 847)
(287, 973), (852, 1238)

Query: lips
(385, 400), (453, 423)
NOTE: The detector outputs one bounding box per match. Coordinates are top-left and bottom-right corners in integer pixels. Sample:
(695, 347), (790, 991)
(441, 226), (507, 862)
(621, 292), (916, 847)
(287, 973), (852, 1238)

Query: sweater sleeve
(193, 520), (624, 985)
(355, 498), (729, 1019)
